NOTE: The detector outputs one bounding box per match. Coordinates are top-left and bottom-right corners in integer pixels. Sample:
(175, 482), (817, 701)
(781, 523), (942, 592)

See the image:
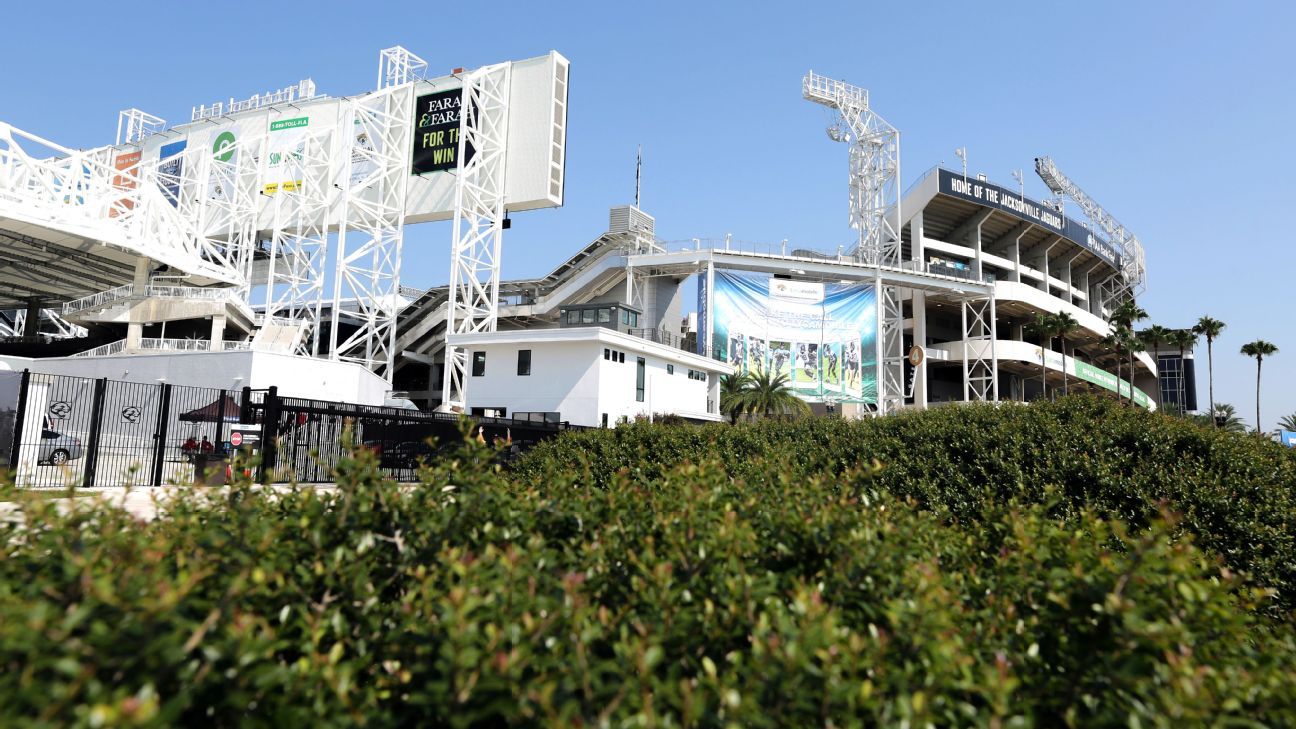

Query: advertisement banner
(110, 149), (141, 218)
(207, 127), (239, 201)
(349, 114), (380, 187)
(157, 140), (187, 207)
(411, 89), (474, 174)
(709, 270), (877, 404)
(264, 116), (308, 194)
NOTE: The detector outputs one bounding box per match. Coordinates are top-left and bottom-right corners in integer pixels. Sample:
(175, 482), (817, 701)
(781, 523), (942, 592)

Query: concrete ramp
(253, 320), (309, 354)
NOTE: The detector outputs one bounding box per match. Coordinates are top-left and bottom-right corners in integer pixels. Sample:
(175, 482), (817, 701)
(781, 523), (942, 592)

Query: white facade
(447, 328), (732, 427)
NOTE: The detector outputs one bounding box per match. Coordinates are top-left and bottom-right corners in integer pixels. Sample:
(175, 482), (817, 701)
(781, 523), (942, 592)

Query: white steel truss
(378, 46), (428, 89)
(961, 297), (999, 402)
(329, 85), (415, 379)
(0, 123), (245, 285)
(0, 309), (87, 339)
(260, 124), (337, 355)
(440, 63), (513, 410)
(876, 282), (906, 414)
(116, 109), (165, 145)
(803, 71), (902, 267)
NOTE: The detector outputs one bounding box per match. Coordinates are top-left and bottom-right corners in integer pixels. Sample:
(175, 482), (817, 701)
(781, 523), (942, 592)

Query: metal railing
(144, 285), (235, 301)
(62, 284), (135, 315)
(140, 337), (251, 352)
(63, 283), (241, 317)
(628, 327), (686, 350)
(72, 340), (127, 357)
(74, 338), (252, 357)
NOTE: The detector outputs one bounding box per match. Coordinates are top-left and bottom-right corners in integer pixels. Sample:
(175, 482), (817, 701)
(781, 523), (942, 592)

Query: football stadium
(0, 47), (1169, 467)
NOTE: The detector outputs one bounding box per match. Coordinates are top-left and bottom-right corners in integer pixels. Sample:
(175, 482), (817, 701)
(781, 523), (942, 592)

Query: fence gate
(3, 370), (244, 488)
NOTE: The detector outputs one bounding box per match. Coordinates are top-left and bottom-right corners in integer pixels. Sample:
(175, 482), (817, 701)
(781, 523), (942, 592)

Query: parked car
(40, 429), (83, 465)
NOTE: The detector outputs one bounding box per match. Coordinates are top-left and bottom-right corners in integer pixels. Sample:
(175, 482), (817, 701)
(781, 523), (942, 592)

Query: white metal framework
(876, 281), (906, 413)
(328, 85), (415, 378)
(0, 123), (246, 285)
(803, 71), (901, 267)
(259, 123), (336, 354)
(961, 297), (998, 402)
(440, 63), (513, 410)
(1034, 156), (1146, 307)
(116, 109), (165, 145)
(379, 46), (428, 89)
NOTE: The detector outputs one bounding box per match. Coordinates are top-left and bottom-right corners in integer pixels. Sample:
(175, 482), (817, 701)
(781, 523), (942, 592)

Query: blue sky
(3, 1), (1292, 427)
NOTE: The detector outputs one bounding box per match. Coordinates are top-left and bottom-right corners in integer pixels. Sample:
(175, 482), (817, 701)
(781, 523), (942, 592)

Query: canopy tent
(179, 394), (242, 423)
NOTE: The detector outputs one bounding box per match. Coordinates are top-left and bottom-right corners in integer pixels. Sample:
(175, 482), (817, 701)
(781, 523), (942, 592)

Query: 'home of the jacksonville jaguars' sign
(937, 169), (1120, 268)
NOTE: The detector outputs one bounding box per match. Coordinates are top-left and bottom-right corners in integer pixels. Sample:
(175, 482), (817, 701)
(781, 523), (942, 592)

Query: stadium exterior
(0, 51), (1167, 431)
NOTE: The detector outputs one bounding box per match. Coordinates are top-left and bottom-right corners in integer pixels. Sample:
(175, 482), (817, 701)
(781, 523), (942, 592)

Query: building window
(621, 309), (629, 325)
(629, 311), (639, 327)
(582, 309), (596, 324)
(517, 349), (531, 376)
(471, 351), (486, 377)
(667, 364), (674, 375)
(636, 357), (646, 402)
(601, 413), (609, 428)
(604, 348), (611, 360)
(598, 308), (611, 323)
(566, 310), (579, 325)
(619, 352), (625, 363)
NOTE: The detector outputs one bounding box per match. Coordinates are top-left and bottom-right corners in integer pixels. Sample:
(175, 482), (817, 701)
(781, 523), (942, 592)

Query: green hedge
(0, 397), (1294, 725)
(517, 396), (1296, 612)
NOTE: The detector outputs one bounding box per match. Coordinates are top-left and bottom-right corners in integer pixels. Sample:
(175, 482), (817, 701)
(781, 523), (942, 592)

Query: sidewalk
(0, 483), (341, 524)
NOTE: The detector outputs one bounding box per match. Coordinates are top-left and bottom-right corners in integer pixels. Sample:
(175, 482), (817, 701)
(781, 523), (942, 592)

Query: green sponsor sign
(1073, 360), (1151, 408)
(212, 131), (236, 163)
(270, 117), (309, 132)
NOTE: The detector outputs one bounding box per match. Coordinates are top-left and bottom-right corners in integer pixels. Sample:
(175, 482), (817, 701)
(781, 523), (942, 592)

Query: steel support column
(440, 63), (513, 411)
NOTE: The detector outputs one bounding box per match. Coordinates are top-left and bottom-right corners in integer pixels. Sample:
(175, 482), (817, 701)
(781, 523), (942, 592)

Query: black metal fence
(0, 370), (580, 488)
(245, 388), (583, 484)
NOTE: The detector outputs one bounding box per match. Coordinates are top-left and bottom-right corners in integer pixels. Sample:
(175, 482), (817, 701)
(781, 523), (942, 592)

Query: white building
(448, 324), (731, 427)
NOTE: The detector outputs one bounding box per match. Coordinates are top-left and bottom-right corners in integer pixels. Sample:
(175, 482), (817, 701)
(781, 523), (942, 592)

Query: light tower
(802, 71), (905, 415)
(802, 72), (901, 266)
(1034, 156), (1147, 310)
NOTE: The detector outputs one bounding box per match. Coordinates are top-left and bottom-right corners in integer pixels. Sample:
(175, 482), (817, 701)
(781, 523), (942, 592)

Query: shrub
(516, 395), (1296, 612)
(0, 398), (1293, 725)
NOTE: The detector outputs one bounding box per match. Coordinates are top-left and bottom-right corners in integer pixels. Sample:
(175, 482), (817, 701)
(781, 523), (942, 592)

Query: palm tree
(1278, 413), (1296, 432)
(1100, 330), (1127, 403)
(1053, 311), (1079, 396)
(1168, 328), (1198, 417)
(1193, 316), (1226, 425)
(719, 372), (753, 425)
(1240, 340), (1278, 434)
(1139, 324), (1172, 407)
(1027, 312), (1055, 400)
(743, 369), (810, 419)
(1111, 300), (1149, 331)
(1110, 302), (1148, 407)
(1191, 403), (1247, 433)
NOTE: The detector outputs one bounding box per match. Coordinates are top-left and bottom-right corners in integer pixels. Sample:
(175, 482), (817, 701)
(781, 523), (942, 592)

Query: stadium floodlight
(955, 147), (967, 181)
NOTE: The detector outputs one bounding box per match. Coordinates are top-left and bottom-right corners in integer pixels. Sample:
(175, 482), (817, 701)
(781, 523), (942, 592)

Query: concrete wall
(0, 351), (390, 405)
